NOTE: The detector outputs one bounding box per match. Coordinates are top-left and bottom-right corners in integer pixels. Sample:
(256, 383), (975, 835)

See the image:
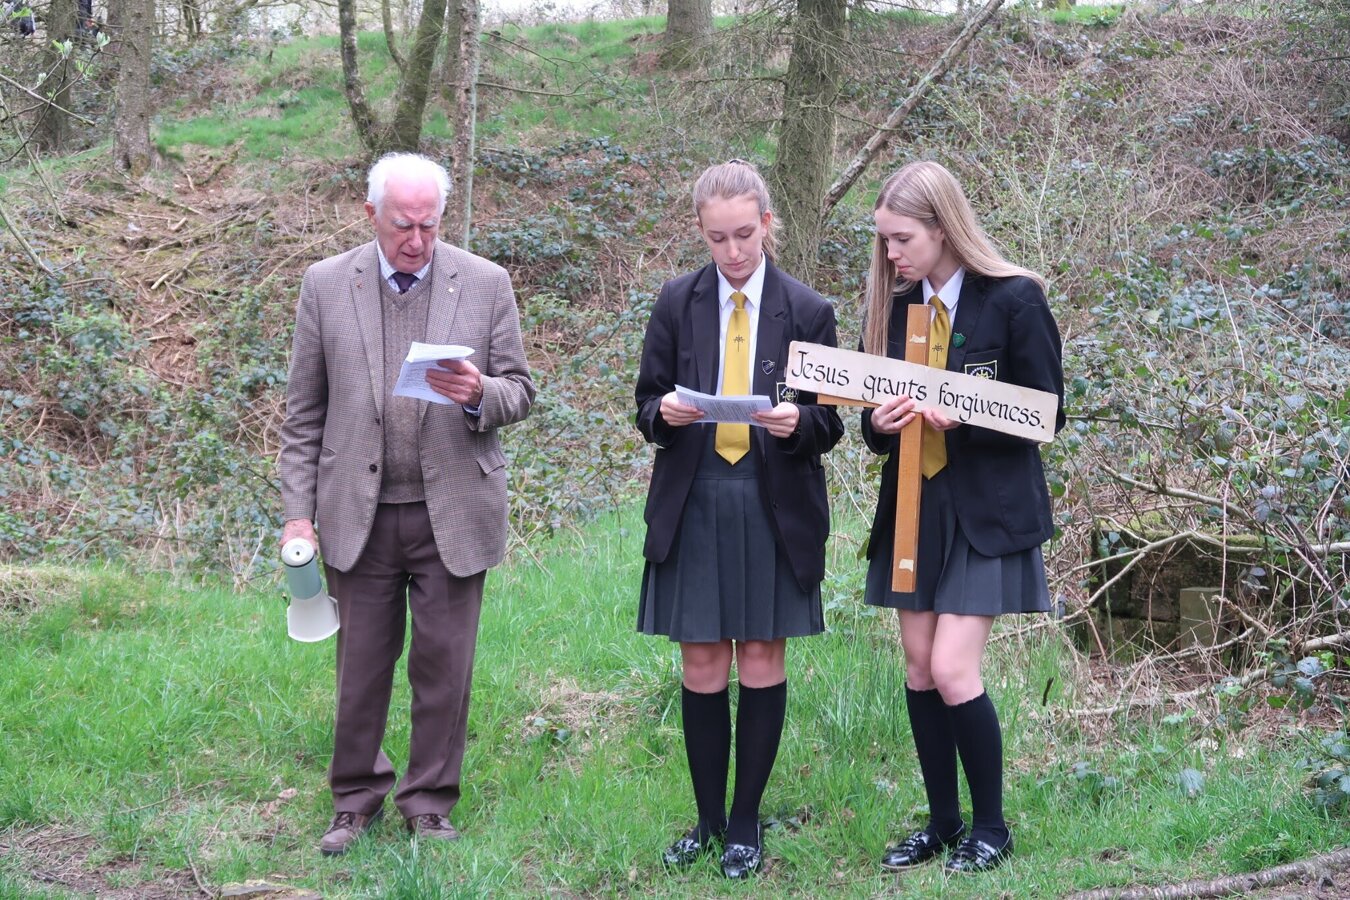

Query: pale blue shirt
(714, 255), (767, 396)
(376, 246), (433, 293)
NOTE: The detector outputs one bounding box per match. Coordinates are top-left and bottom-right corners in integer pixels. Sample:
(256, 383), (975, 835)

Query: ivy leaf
(1296, 657), (1326, 678)
(1178, 768), (1206, 797)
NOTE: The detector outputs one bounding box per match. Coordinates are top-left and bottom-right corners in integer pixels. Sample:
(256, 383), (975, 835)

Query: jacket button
(369, 464), (378, 473)
(374, 417), (381, 425)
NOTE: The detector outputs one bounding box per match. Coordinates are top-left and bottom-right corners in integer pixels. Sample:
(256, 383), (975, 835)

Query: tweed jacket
(279, 240), (535, 576)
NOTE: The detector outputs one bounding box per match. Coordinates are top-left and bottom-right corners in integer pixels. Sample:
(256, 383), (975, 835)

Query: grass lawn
(0, 509), (1343, 898)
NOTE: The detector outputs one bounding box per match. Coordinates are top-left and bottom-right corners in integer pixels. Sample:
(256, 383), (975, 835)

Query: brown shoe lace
(328, 811), (359, 833)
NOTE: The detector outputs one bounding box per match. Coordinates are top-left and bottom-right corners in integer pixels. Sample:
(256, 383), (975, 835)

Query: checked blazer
(279, 240), (535, 576)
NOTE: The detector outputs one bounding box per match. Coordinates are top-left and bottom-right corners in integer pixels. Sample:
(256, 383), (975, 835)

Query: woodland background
(0, 0), (1348, 896)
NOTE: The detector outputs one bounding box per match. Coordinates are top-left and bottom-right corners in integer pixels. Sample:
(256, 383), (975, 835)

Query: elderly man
(279, 152), (535, 855)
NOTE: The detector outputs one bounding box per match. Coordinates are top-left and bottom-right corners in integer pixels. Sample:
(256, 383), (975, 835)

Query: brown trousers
(324, 501), (485, 819)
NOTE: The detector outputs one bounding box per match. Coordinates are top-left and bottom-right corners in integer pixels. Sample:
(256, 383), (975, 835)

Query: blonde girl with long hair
(859, 161), (1064, 874)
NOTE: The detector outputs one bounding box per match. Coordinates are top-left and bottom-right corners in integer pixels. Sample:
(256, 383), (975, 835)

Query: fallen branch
(822, 0), (1007, 216)
(0, 199), (54, 276)
(1067, 845), (1350, 899)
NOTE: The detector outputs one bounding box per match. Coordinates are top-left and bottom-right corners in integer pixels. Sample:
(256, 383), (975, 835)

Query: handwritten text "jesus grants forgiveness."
(783, 342), (1059, 444)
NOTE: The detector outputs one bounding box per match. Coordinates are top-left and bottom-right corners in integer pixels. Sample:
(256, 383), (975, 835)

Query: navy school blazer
(636, 260), (846, 590)
(861, 273), (1066, 559)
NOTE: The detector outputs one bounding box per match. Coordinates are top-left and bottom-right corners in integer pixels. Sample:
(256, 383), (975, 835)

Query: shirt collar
(922, 265), (965, 312)
(716, 255), (767, 311)
(376, 244), (434, 285)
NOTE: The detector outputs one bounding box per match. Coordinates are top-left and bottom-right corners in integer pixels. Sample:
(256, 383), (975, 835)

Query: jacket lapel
(420, 242), (463, 424)
(350, 242), (386, 420)
(690, 263), (720, 393)
(948, 272), (988, 373)
(753, 261), (786, 399)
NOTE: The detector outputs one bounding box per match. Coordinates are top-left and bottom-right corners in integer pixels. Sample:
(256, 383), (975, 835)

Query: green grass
(0, 511), (1344, 897)
(1041, 3), (1128, 27)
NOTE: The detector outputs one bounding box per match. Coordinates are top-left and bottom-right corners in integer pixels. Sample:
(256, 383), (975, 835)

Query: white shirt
(922, 265), (965, 324)
(376, 246), (433, 293)
(714, 255), (767, 396)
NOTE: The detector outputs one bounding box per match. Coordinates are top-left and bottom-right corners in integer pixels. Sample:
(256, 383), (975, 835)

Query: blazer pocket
(961, 348), (1003, 381)
(477, 446), (507, 475)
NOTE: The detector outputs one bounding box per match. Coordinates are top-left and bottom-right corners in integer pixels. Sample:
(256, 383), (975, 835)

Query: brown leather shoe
(406, 813), (461, 841)
(319, 809), (382, 856)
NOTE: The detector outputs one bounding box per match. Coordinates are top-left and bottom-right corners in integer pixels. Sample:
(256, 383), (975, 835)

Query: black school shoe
(944, 833), (1013, 873)
(662, 825), (723, 868)
(720, 825), (762, 880)
(880, 823), (966, 870)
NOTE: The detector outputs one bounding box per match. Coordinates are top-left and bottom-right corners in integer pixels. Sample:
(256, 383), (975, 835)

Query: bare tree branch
(822, 0), (1007, 216)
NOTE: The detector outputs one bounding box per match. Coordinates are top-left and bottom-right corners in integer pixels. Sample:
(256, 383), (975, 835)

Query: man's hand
(659, 392), (705, 427)
(751, 402), (800, 439)
(425, 358), (484, 407)
(282, 518), (317, 552)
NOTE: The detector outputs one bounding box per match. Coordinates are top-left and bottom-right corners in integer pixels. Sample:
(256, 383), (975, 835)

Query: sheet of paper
(393, 343), (474, 405)
(675, 384), (773, 425)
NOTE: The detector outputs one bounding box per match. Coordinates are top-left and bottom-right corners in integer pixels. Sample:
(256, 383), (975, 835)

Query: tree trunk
(445, 0), (480, 244)
(770, 0), (846, 279)
(36, 0), (78, 152)
(385, 0), (449, 152)
(113, 0), (154, 175)
(382, 0), (406, 72)
(437, 0), (463, 107)
(337, 0), (380, 154)
(181, 0), (201, 39)
(661, 0), (712, 68)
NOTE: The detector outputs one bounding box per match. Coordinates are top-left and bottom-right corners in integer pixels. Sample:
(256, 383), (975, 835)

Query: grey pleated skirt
(865, 467), (1050, 615)
(639, 436), (825, 643)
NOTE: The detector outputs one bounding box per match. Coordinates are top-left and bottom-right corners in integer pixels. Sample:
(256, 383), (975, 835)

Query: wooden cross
(818, 306), (929, 592)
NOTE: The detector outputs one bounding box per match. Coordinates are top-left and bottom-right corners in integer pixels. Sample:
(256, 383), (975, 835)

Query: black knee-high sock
(681, 685), (730, 842)
(726, 680), (787, 846)
(905, 685), (963, 838)
(947, 692), (1009, 846)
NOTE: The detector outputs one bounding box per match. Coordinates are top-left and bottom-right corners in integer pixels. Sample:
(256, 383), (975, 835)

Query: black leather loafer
(720, 836), (762, 880)
(881, 824), (965, 870)
(944, 834), (1013, 873)
(662, 826), (722, 868)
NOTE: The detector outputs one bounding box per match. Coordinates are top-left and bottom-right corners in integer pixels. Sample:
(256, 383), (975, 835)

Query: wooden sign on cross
(817, 305), (930, 593)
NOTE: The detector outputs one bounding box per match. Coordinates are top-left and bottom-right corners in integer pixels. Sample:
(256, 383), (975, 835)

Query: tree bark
(382, 0), (406, 72)
(661, 0), (713, 68)
(112, 0), (154, 175)
(337, 0), (380, 154)
(36, 0), (78, 152)
(385, 0), (449, 152)
(437, 0), (463, 107)
(445, 0), (481, 244)
(770, 0), (846, 279)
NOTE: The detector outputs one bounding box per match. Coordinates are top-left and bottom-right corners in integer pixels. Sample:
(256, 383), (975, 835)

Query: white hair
(366, 152), (452, 215)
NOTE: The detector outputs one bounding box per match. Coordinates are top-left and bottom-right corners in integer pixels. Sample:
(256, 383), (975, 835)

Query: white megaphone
(282, 538), (340, 642)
